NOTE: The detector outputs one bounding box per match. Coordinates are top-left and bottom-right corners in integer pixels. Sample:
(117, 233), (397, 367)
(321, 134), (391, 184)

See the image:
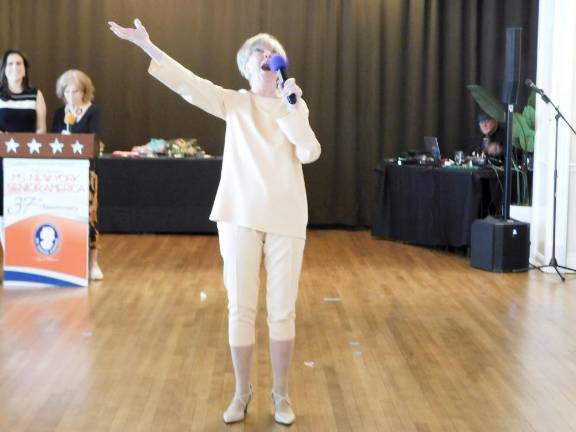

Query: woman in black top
(51, 69), (103, 281)
(0, 49), (47, 220)
(0, 49), (47, 133)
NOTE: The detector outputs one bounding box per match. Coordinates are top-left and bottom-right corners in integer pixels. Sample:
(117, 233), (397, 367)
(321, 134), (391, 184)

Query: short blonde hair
(236, 33), (287, 79)
(56, 69), (95, 103)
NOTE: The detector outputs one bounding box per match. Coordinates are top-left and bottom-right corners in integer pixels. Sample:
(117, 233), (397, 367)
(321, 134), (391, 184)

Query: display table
(372, 162), (501, 247)
(96, 155), (222, 233)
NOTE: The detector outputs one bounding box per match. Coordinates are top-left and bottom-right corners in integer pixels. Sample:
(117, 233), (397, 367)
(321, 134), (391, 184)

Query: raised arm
(108, 19), (227, 119)
(108, 19), (164, 63)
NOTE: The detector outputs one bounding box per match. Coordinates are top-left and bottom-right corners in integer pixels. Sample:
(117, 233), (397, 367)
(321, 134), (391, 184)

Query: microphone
(525, 79), (543, 94)
(525, 79), (550, 103)
(270, 54), (297, 105)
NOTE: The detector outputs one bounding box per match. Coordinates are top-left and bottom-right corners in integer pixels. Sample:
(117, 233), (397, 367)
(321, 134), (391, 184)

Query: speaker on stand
(470, 28), (530, 273)
(502, 27), (522, 220)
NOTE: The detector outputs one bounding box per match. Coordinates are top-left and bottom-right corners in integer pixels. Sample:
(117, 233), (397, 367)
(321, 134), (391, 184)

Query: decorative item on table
(129, 138), (165, 157)
(111, 150), (141, 157)
(114, 138), (210, 158)
(164, 138), (205, 158)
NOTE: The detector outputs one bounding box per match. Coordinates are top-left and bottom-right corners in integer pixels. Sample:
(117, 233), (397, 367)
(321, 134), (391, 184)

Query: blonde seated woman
(109, 19), (321, 425)
(51, 69), (103, 281)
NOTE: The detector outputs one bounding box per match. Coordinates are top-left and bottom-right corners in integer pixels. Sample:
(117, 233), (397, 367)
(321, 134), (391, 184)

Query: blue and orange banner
(3, 159), (89, 287)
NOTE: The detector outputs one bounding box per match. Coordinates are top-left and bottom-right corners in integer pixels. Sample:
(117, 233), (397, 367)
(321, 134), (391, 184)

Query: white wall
(530, 0), (576, 269)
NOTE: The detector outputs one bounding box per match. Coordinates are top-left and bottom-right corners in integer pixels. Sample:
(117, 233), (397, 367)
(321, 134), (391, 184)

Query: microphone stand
(532, 87), (576, 281)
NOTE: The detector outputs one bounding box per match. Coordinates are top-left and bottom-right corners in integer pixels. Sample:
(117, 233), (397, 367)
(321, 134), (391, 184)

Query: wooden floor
(1, 231), (576, 432)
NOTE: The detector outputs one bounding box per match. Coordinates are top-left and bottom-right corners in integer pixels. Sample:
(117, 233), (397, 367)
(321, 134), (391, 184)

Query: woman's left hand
(281, 78), (303, 110)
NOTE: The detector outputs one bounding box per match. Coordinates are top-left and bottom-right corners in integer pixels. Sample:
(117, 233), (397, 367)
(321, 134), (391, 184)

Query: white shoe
(223, 385), (253, 424)
(271, 390), (296, 425)
(90, 265), (104, 281)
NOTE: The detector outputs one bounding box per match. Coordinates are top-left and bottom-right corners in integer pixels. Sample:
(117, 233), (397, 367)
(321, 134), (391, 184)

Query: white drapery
(530, 0), (576, 269)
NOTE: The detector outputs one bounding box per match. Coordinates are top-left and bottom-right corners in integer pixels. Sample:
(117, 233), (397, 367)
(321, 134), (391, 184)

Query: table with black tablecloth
(96, 155), (221, 233)
(372, 162), (501, 247)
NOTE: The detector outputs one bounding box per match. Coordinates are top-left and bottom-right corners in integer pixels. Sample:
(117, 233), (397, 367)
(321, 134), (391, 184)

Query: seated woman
(51, 69), (103, 281)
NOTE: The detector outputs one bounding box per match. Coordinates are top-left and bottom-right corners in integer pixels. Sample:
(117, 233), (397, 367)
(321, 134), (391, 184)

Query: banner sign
(3, 159), (89, 287)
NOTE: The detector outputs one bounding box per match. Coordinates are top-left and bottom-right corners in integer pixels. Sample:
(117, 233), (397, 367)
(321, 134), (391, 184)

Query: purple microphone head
(270, 54), (288, 72)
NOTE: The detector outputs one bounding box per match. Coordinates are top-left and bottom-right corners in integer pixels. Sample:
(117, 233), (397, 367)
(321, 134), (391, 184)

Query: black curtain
(1, 0), (538, 226)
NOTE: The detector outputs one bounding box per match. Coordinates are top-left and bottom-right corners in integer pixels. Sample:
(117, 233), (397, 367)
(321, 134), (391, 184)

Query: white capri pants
(217, 222), (305, 347)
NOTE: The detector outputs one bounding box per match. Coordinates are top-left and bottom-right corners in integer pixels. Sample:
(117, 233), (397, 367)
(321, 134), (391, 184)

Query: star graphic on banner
(71, 140), (84, 154)
(27, 138), (42, 154)
(5, 138), (20, 153)
(49, 138), (65, 154)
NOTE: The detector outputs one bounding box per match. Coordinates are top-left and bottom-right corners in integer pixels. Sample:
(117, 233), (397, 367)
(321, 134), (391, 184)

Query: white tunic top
(149, 54), (321, 239)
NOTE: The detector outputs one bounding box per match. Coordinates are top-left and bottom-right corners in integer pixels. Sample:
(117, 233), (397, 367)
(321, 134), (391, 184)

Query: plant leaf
(528, 91), (536, 108)
(467, 84), (506, 122)
(513, 112), (534, 151)
(522, 105), (536, 130)
(519, 112), (535, 153)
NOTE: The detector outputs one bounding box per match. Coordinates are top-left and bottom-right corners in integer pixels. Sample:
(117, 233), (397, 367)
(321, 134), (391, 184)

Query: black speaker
(502, 27), (522, 105)
(470, 217), (530, 272)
